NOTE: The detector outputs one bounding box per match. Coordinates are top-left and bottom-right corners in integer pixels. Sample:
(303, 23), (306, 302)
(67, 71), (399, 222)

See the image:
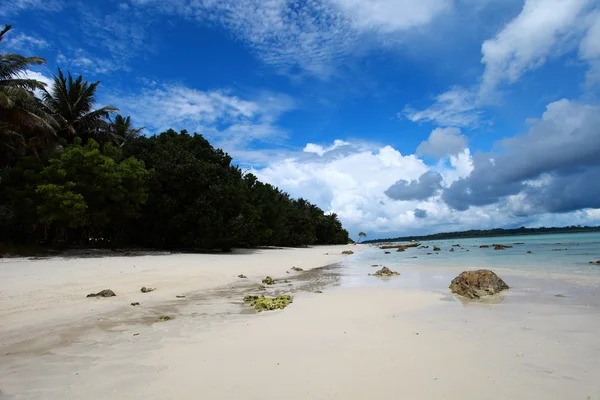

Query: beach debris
(244, 295), (292, 311)
(237, 274), (248, 279)
(492, 244), (513, 250)
(479, 245), (490, 248)
(131, 302), (140, 306)
(342, 250), (354, 255)
(156, 315), (171, 322)
(262, 276), (276, 285)
(427, 252), (433, 255)
(291, 266), (304, 272)
(517, 352), (524, 357)
(552, 248), (567, 251)
(140, 287), (155, 293)
(371, 264), (380, 267)
(284, 279), (289, 283)
(433, 247), (441, 251)
(449, 270), (509, 299)
(397, 248), (405, 252)
(369, 266), (400, 277)
(554, 294), (566, 298)
(452, 244), (461, 247)
(419, 246), (429, 249)
(176, 295), (185, 298)
(384, 251), (391, 254)
(133, 333), (140, 336)
(449, 248), (455, 252)
(589, 261), (600, 265)
(527, 251), (533, 254)
(514, 242), (525, 245)
(315, 290), (323, 294)
(86, 289), (116, 298)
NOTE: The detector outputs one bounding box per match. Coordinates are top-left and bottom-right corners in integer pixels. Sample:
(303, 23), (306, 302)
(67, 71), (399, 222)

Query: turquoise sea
(341, 232), (600, 307)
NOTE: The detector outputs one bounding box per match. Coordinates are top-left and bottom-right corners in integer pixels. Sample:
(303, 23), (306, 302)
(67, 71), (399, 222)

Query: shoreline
(2, 243), (600, 399)
(0, 244), (364, 351)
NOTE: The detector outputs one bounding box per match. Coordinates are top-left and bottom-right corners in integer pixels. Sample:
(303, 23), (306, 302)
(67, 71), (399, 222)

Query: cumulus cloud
(385, 171), (443, 201)
(442, 99), (600, 213)
(416, 127), (468, 158)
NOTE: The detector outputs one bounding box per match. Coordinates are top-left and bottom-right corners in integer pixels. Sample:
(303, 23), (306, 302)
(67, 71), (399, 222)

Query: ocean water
(339, 232), (600, 307)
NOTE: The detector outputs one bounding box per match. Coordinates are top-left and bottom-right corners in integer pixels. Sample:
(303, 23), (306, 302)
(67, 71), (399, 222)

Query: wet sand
(1, 245), (600, 399)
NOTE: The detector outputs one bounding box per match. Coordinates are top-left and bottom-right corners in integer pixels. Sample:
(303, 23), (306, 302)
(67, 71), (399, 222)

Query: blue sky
(3, 0), (600, 238)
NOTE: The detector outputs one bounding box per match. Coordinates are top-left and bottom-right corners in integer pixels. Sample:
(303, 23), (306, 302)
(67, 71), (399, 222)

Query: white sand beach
(1, 246), (600, 399)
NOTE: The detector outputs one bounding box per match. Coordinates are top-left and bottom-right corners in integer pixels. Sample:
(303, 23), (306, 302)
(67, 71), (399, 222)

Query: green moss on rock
(262, 276), (276, 285)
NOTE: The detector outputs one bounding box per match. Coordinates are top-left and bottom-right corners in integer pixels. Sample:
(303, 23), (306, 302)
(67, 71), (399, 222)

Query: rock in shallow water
(369, 266), (400, 277)
(449, 270), (509, 299)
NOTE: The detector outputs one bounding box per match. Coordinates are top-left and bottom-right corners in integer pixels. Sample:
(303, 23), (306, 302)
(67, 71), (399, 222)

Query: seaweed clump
(291, 266), (304, 272)
(262, 276), (276, 285)
(156, 315), (171, 322)
(141, 287), (155, 293)
(244, 295), (292, 311)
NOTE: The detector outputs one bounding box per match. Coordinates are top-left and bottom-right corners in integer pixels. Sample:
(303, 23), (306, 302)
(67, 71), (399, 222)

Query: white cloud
(22, 69), (53, 97)
(0, 0), (62, 17)
(416, 127), (468, 158)
(330, 0), (451, 32)
(403, 1), (600, 130)
(4, 32), (49, 53)
(304, 140), (350, 156)
(579, 10), (600, 85)
(126, 0), (456, 78)
(480, 0), (591, 96)
(56, 49), (122, 75)
(105, 82), (295, 157)
(403, 86), (484, 128)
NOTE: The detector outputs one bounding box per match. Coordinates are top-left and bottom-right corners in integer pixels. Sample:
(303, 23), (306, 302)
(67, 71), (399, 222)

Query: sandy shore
(1, 244), (600, 399)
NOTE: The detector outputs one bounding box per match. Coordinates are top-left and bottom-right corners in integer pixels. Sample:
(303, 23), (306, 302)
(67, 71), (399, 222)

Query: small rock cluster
(369, 266), (400, 277)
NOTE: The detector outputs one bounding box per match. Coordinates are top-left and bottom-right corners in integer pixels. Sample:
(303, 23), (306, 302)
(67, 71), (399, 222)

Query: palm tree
(41, 68), (118, 144)
(108, 114), (144, 147)
(357, 231), (366, 243)
(0, 25), (58, 164)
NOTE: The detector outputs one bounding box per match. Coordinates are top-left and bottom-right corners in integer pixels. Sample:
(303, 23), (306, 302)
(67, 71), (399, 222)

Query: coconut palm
(108, 114), (144, 147)
(357, 231), (366, 243)
(0, 25), (58, 164)
(41, 68), (118, 144)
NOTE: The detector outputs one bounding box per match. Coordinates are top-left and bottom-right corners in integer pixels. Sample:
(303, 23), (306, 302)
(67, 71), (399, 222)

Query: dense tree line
(364, 226), (600, 244)
(0, 26), (349, 250)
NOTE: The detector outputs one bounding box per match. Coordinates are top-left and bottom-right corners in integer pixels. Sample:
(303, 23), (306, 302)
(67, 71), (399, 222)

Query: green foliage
(30, 139), (148, 243)
(0, 32), (351, 250)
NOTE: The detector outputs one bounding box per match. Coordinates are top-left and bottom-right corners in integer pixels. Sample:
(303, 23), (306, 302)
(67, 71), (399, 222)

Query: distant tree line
(0, 25), (349, 250)
(364, 226), (600, 244)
